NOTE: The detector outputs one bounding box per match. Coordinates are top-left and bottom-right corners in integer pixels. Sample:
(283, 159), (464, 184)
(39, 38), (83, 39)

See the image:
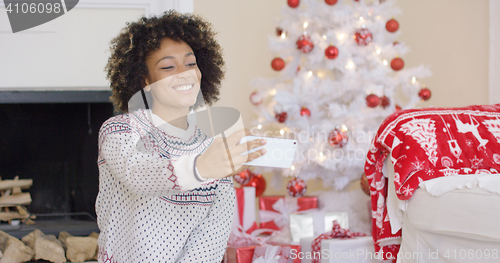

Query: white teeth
(173, 85), (193, 91)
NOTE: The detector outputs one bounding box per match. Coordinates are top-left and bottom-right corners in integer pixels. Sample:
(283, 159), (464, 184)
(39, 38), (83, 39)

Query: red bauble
(271, 57), (285, 71)
(325, 45), (339, 59)
(354, 28), (373, 46)
(380, 96), (390, 108)
(390, 57), (404, 71)
(250, 91), (263, 105)
(419, 87), (432, 101)
(328, 128), (348, 147)
(386, 19), (399, 32)
(300, 106), (311, 117)
(288, 0), (300, 8)
(243, 174), (266, 197)
(276, 27), (283, 36)
(234, 169), (252, 185)
(275, 112), (288, 123)
(366, 94), (380, 108)
(287, 178), (307, 197)
(296, 35), (314, 53)
(325, 0), (338, 5)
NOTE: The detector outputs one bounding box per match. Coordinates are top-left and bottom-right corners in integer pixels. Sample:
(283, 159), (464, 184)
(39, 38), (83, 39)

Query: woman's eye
(161, 66), (174, 70)
(187, 63), (197, 67)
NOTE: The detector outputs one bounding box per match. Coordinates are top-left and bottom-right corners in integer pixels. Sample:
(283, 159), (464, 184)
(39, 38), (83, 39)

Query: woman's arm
(100, 131), (209, 197)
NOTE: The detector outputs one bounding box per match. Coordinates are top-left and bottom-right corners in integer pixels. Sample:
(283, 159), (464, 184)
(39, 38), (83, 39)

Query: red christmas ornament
(271, 57), (285, 71)
(380, 96), (390, 108)
(390, 57), (404, 71)
(354, 28), (373, 46)
(386, 18), (399, 32)
(250, 91), (263, 105)
(243, 174), (266, 197)
(234, 169), (252, 185)
(300, 106), (311, 117)
(296, 35), (314, 53)
(288, 0), (300, 8)
(328, 127), (348, 147)
(276, 27), (283, 36)
(325, 0), (338, 5)
(275, 112), (288, 123)
(419, 87), (432, 101)
(325, 45), (339, 59)
(366, 94), (380, 108)
(287, 178), (307, 197)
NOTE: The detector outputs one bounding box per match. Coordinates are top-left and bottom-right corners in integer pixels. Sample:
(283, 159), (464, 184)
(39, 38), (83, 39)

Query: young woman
(96, 10), (266, 262)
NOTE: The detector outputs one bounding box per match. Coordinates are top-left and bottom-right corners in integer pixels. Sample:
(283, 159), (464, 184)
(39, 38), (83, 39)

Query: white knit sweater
(96, 109), (235, 263)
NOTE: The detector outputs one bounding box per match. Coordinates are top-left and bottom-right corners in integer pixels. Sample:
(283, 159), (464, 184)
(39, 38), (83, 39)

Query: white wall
(0, 0), (193, 90)
(490, 0), (500, 104)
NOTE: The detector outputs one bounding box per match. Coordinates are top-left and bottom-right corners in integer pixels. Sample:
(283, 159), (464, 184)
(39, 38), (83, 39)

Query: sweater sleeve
(99, 130), (209, 197)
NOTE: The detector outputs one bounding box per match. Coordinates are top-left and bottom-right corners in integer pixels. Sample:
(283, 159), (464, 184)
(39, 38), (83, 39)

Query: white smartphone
(239, 136), (297, 168)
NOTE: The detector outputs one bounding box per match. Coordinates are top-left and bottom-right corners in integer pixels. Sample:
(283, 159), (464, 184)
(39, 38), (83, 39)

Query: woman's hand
(196, 129), (266, 179)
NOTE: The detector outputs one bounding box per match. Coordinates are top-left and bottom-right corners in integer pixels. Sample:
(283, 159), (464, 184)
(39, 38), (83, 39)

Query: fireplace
(0, 90), (114, 238)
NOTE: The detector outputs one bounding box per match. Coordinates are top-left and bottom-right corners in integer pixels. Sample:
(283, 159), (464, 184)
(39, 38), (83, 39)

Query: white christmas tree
(249, 0), (432, 190)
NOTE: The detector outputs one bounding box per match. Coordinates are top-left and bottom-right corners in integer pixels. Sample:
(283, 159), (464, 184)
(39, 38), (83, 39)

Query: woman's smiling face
(144, 38), (202, 113)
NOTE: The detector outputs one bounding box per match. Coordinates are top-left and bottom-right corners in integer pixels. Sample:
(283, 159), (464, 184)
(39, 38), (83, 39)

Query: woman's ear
(144, 79), (151, 92)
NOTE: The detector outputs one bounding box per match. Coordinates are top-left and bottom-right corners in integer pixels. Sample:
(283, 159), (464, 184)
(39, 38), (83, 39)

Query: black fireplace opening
(0, 91), (115, 224)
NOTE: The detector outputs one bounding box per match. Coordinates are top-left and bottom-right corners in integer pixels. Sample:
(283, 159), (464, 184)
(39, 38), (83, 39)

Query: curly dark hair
(105, 10), (225, 113)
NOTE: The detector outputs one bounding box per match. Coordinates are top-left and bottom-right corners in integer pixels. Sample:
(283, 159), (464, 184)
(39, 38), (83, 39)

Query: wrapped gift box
(259, 196), (318, 231)
(299, 236), (386, 263)
(233, 187), (258, 234)
(289, 211), (349, 242)
(224, 244), (301, 263)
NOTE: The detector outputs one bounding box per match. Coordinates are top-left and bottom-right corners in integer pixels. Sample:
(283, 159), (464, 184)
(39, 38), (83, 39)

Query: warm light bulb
(317, 72), (324, 78)
(346, 61), (355, 69)
(322, 35), (327, 40)
(375, 15), (382, 20)
(383, 60), (388, 65)
(280, 129), (284, 135)
(271, 89), (277, 95)
(281, 32), (286, 39)
(307, 71), (313, 77)
(291, 165), (295, 170)
(338, 34), (345, 40)
(412, 76), (416, 84)
(303, 22), (309, 29)
(359, 17), (364, 21)
(257, 124), (262, 129)
(341, 125), (348, 132)
(376, 49), (381, 54)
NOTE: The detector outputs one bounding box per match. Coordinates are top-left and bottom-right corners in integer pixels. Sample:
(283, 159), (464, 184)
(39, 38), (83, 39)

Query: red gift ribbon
(311, 221), (367, 263)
